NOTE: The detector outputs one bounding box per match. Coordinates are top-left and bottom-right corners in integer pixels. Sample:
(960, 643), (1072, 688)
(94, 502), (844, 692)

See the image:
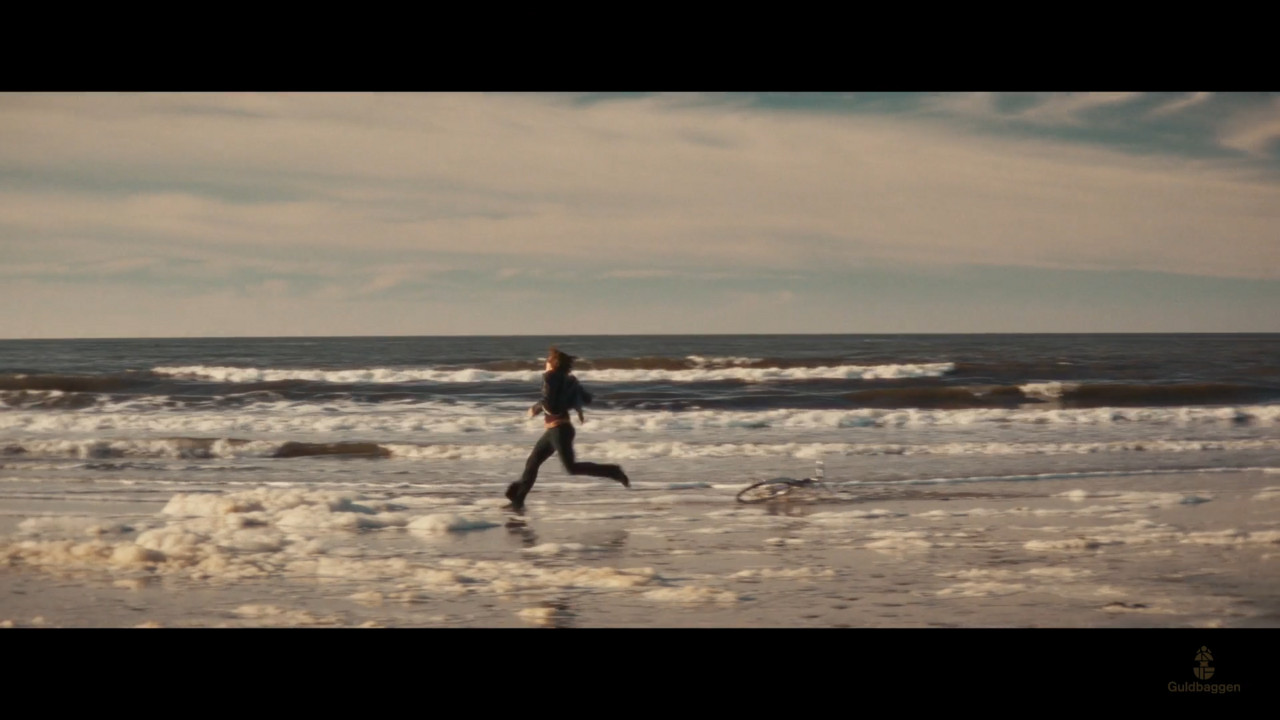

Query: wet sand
(3, 470), (1279, 628)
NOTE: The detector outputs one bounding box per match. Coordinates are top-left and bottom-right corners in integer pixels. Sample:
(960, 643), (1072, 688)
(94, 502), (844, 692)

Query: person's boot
(505, 481), (525, 508)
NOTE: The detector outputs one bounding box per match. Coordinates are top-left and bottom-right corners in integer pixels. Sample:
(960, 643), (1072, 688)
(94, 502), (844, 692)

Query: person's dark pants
(508, 424), (624, 504)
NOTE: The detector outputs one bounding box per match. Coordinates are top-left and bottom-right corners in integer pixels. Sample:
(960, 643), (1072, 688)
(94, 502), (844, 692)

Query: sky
(1, 91), (1278, 338)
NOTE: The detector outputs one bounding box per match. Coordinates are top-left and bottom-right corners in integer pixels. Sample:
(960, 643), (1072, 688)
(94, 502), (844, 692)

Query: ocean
(2, 334), (1279, 627)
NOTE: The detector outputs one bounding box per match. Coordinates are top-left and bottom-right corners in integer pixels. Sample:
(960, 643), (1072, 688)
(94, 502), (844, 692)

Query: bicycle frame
(736, 461), (828, 504)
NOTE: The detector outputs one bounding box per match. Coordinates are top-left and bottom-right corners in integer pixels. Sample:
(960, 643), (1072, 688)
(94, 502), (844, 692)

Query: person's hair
(547, 346), (574, 373)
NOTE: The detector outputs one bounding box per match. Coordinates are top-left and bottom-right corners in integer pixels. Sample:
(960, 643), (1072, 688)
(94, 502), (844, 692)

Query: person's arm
(528, 377), (552, 418)
(570, 378), (593, 406)
(572, 379), (591, 422)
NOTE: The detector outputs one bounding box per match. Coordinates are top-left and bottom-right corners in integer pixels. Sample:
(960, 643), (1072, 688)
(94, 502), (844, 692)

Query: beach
(3, 335), (1279, 627)
(3, 468), (1278, 628)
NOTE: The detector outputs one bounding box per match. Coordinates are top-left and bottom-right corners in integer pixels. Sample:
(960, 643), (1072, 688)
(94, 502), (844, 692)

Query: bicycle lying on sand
(736, 461), (831, 504)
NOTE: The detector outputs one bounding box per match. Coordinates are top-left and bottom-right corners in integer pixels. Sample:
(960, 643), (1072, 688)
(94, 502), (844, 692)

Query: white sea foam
(1020, 382), (1078, 401)
(517, 606), (560, 625)
(229, 604), (343, 627)
(6, 403), (1279, 444)
(809, 509), (907, 522)
(522, 543), (593, 555)
(1181, 529), (1280, 545)
(936, 580), (1028, 597)
(406, 514), (500, 534)
(1057, 490), (1214, 507)
(889, 466), (1268, 488)
(7, 434), (1280, 464)
(686, 355), (761, 368)
(151, 362), (957, 384)
(1024, 537), (1108, 551)
(641, 586), (739, 603)
(864, 529), (936, 552)
(17, 516), (135, 537)
(453, 437), (1280, 466)
(3, 487), (754, 606)
(730, 567), (836, 580)
(933, 568), (1038, 598)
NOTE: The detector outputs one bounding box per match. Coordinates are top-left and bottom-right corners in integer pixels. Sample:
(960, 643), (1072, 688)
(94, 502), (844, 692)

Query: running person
(505, 347), (629, 509)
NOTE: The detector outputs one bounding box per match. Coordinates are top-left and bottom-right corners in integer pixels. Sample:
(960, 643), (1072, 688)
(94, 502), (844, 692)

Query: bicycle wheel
(736, 478), (797, 504)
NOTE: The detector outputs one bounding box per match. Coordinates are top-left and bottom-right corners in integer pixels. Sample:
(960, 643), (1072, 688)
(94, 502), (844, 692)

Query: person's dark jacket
(530, 371), (592, 426)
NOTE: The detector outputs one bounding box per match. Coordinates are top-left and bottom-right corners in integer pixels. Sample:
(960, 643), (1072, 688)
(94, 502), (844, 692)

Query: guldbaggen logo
(1194, 646), (1214, 680)
(1168, 645), (1241, 694)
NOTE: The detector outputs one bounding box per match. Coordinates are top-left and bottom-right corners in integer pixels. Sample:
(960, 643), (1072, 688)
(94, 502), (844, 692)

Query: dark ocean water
(4, 333), (1278, 409)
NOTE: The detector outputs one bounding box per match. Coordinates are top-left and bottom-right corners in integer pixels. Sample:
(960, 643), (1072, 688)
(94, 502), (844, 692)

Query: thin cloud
(920, 92), (1146, 126)
(1010, 92), (1145, 125)
(1217, 97), (1280, 157)
(1148, 91), (1214, 117)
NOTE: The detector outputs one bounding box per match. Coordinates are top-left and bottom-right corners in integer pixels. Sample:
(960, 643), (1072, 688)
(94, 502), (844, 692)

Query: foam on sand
(0, 487), (742, 610)
(641, 586), (739, 603)
(1057, 489), (1214, 507)
(864, 530), (936, 552)
(407, 514), (500, 534)
(1022, 519), (1187, 551)
(730, 567), (836, 580)
(1181, 529), (1280, 546)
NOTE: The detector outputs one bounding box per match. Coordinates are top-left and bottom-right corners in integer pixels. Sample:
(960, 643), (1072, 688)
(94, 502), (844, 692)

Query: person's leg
(552, 424), (629, 487)
(509, 429), (556, 505)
